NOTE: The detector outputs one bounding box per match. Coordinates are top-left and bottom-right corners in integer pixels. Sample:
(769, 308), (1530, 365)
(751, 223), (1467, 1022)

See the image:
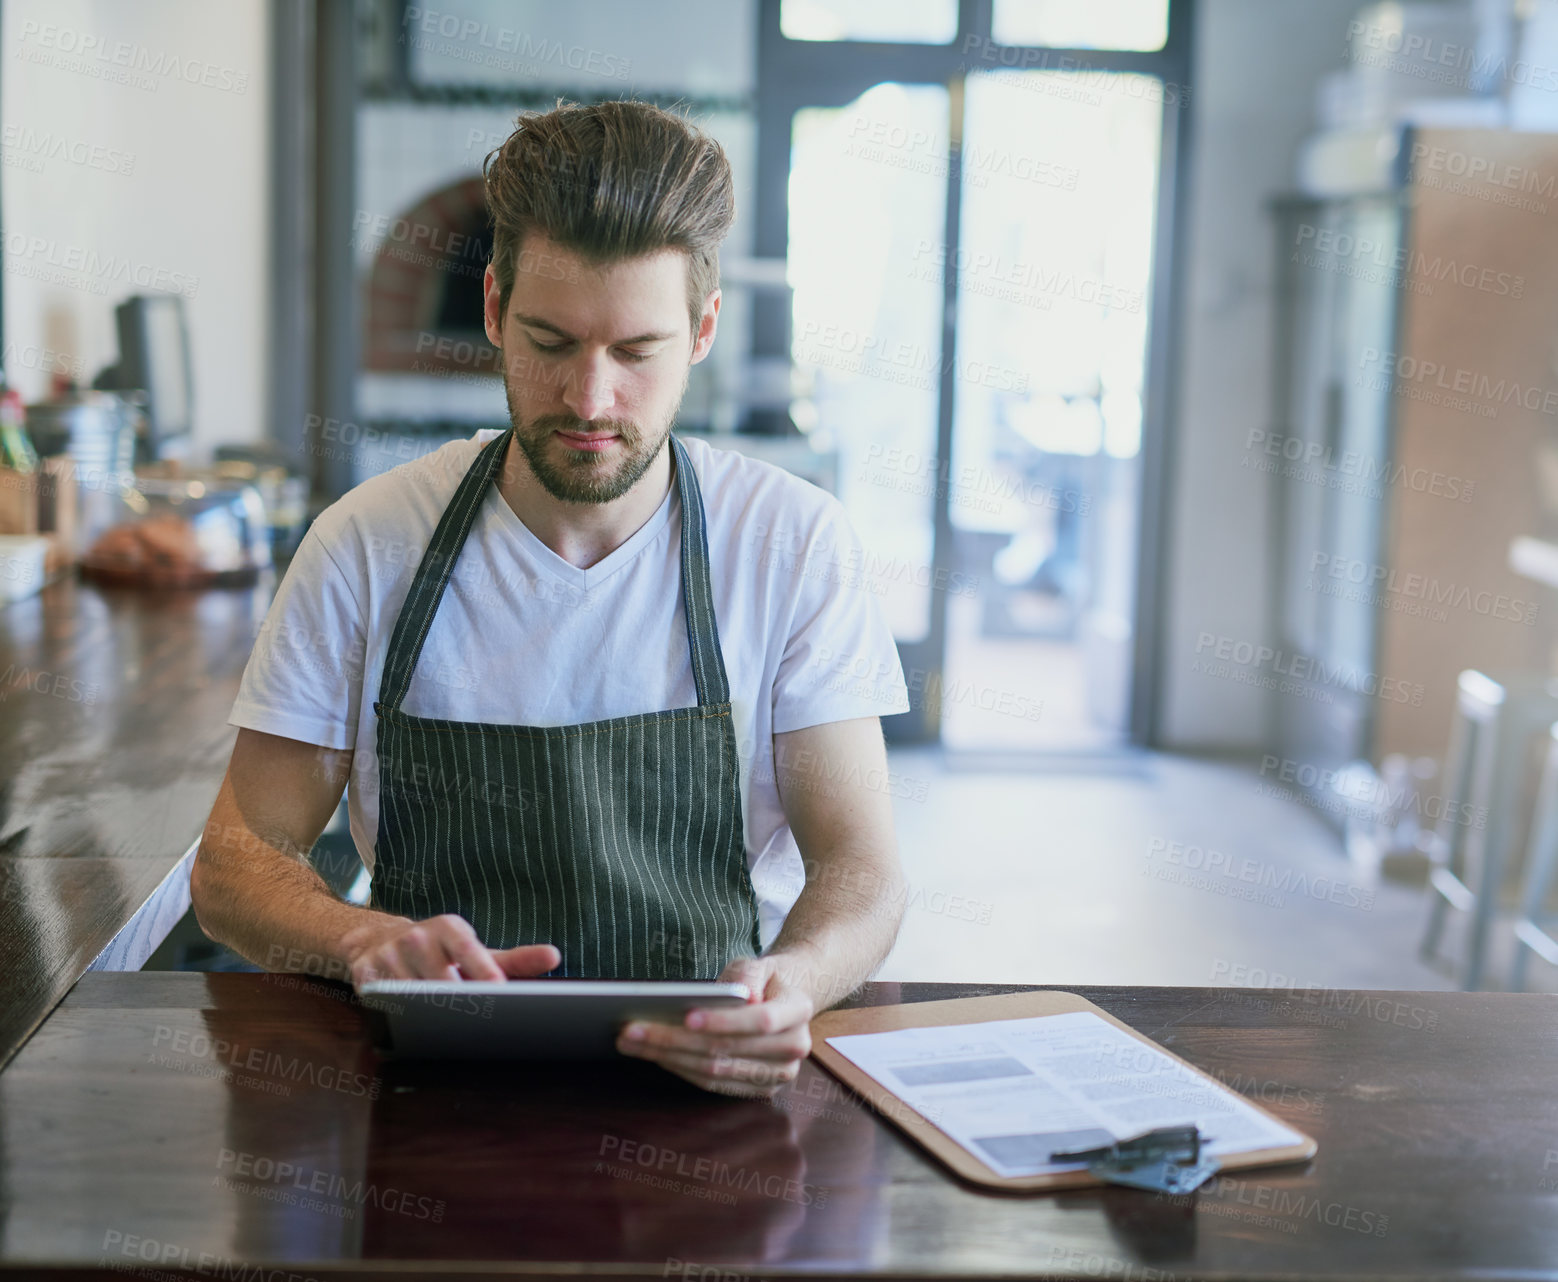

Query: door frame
(753, 0), (1196, 747)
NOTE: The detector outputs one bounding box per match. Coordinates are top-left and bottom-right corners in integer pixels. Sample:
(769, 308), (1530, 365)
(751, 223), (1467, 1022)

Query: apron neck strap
(669, 431), (731, 707)
(378, 429), (731, 713)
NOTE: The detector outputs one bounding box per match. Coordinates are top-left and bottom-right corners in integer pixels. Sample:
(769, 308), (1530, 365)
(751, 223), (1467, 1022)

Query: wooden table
(4, 976), (1554, 1280)
(0, 572), (273, 1069)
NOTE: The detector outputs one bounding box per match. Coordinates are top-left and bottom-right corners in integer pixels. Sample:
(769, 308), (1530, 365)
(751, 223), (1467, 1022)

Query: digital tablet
(357, 979), (752, 1059)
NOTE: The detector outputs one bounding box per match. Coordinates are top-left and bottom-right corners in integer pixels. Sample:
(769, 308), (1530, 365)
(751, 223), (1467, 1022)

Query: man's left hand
(615, 955), (815, 1098)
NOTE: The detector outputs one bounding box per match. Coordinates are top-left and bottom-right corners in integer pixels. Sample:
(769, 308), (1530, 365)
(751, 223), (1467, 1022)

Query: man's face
(482, 231), (719, 504)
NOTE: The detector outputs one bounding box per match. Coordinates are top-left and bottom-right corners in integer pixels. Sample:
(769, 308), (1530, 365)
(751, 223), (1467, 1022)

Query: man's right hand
(342, 913), (560, 985)
(191, 731), (563, 988)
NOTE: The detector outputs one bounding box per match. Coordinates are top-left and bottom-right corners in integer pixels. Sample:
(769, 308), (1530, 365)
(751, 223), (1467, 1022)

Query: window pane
(788, 85), (950, 642)
(993, 0), (1168, 52)
(400, 0), (753, 95)
(782, 0), (957, 44)
(942, 70), (1163, 749)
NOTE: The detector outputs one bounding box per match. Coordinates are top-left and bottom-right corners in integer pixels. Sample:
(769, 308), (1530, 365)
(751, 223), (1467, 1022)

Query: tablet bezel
(358, 979), (752, 1000)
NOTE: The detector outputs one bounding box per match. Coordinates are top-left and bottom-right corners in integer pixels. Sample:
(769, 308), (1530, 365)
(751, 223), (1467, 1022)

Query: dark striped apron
(369, 428), (762, 980)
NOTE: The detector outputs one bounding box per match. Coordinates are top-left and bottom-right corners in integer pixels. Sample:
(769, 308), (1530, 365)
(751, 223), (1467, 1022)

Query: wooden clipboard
(809, 989), (1318, 1192)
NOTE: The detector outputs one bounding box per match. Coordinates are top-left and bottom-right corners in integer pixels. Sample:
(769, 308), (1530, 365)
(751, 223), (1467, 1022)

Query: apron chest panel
(367, 429), (763, 980)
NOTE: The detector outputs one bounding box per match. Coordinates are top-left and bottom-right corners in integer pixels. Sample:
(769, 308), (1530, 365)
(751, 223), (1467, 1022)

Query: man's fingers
(687, 990), (813, 1037)
(357, 945), (450, 982)
(416, 915), (507, 980)
(492, 943), (561, 978)
(450, 945), (506, 981)
(621, 1021), (811, 1061)
(717, 957), (770, 1001)
(616, 1033), (806, 1088)
(346, 914), (520, 986)
(393, 926), (462, 980)
(642, 1047), (797, 1094)
(350, 950), (410, 984)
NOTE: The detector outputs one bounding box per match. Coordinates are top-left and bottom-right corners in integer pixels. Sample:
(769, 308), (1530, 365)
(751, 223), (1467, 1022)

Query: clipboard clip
(1050, 1124), (1220, 1195)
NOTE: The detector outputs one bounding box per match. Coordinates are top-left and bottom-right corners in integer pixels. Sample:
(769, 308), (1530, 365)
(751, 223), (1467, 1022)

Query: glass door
(941, 70), (1163, 750)
(756, 0), (1188, 747)
(787, 84), (952, 728)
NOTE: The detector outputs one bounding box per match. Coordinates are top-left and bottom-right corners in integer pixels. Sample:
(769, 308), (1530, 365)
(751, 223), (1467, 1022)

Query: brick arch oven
(363, 175), (499, 377)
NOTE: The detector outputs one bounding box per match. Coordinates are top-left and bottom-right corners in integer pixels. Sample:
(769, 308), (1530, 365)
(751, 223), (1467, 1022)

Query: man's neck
(495, 434), (674, 570)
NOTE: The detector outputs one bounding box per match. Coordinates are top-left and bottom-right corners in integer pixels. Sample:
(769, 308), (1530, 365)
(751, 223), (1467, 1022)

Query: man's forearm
(191, 816), (406, 981)
(762, 849), (906, 1012)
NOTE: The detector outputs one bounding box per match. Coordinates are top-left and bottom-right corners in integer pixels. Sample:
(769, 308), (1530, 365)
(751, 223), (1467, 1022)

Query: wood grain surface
(2, 975), (1554, 1280)
(0, 572), (271, 1069)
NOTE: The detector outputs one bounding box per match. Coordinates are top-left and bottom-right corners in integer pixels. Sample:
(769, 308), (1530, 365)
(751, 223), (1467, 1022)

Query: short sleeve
(228, 520), (367, 751)
(770, 497), (912, 734)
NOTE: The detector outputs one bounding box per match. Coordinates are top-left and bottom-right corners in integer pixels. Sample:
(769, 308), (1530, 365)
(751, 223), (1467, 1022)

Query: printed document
(826, 1011), (1305, 1178)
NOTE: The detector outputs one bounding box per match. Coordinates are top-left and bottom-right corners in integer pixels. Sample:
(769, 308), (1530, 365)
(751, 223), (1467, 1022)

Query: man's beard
(502, 357), (686, 505)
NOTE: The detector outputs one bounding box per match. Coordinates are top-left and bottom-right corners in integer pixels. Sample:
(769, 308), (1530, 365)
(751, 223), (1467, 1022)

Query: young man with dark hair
(192, 99), (910, 1097)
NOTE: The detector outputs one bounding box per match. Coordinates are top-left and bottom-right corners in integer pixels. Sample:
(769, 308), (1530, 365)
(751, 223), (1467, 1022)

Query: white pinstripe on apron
(369, 428), (762, 979)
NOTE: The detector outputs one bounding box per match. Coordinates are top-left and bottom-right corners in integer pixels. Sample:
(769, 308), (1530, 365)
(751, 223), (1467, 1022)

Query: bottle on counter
(0, 385), (38, 474)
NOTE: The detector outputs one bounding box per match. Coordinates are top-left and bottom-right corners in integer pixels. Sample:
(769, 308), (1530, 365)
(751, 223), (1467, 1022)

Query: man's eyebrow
(511, 312), (678, 345)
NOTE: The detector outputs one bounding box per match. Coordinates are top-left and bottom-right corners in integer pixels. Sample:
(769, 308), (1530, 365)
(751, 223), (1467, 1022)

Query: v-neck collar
(483, 435), (680, 592)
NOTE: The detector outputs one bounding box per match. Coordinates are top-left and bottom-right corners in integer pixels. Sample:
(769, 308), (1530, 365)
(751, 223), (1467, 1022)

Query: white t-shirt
(229, 429), (911, 946)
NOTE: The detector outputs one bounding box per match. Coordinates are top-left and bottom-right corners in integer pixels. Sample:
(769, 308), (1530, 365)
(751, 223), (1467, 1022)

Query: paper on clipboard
(825, 1010), (1307, 1180)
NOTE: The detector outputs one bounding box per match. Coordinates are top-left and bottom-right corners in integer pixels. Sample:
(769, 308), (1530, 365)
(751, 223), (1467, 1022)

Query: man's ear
(690, 289), (721, 365)
(482, 262), (503, 348)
